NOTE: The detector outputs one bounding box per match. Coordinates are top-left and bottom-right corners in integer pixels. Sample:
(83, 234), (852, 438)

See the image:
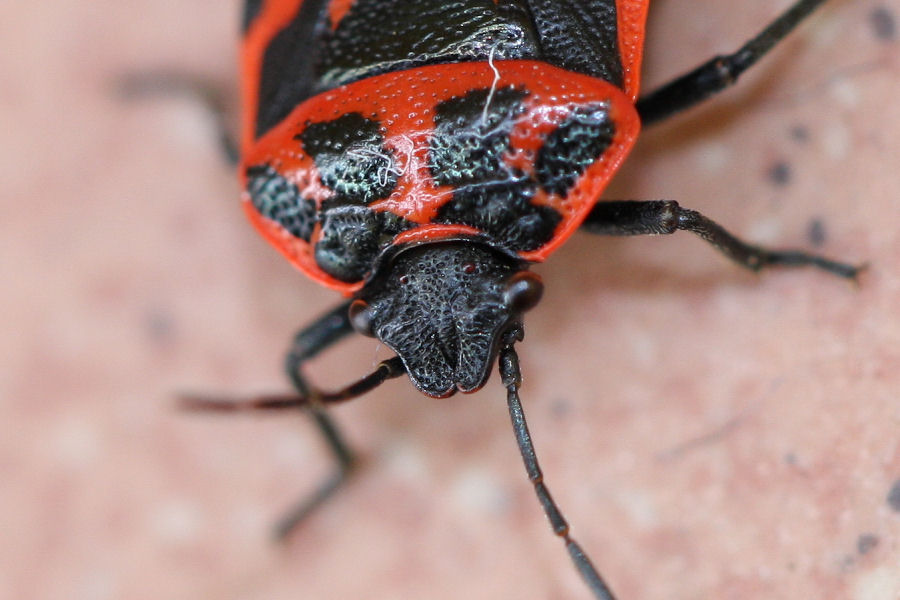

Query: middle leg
(581, 200), (861, 279)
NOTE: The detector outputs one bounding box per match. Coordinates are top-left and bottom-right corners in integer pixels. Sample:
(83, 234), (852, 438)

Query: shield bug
(185, 1), (863, 598)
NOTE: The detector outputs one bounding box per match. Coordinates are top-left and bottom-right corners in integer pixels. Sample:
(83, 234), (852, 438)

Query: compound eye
(348, 299), (375, 337)
(503, 272), (543, 314)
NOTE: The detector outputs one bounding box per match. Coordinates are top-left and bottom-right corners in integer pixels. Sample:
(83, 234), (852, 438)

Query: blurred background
(2, 1), (899, 599)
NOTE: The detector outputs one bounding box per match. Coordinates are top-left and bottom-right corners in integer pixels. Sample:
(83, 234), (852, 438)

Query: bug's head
(350, 240), (542, 397)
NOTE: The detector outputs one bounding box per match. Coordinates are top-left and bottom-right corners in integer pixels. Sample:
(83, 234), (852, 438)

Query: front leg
(582, 200), (861, 279)
(182, 300), (406, 539)
(278, 301), (358, 538)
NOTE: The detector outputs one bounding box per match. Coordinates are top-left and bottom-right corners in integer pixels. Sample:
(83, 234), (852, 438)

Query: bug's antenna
(499, 339), (618, 600)
(179, 356), (406, 412)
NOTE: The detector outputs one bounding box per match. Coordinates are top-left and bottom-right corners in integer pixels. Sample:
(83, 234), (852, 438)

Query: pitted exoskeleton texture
(246, 164), (317, 242)
(535, 102), (616, 196)
(315, 205), (414, 282)
(429, 86), (562, 251)
(357, 242), (527, 396)
(298, 112), (399, 208)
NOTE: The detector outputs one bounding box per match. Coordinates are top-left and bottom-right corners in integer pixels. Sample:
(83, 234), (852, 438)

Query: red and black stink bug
(185, 1), (863, 598)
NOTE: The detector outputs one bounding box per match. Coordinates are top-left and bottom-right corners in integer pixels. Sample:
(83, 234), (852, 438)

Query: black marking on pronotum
(435, 179), (562, 252)
(246, 164), (317, 242)
(428, 85), (561, 251)
(535, 102), (615, 197)
(314, 205), (413, 282)
(429, 86), (529, 187)
(299, 113), (399, 208)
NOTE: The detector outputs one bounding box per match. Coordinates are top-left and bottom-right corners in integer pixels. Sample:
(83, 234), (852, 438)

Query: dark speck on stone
(551, 399), (571, 418)
(768, 161), (791, 187)
(789, 125), (809, 143)
(870, 6), (896, 41)
(808, 218), (826, 247)
(857, 533), (879, 555)
(887, 479), (900, 512)
(145, 308), (175, 343)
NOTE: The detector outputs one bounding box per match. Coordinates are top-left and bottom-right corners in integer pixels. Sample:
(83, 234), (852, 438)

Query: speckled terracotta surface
(3, 2), (899, 599)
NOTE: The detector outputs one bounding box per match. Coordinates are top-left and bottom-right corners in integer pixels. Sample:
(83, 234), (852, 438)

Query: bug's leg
(637, 0), (828, 125)
(274, 301), (403, 538)
(181, 301), (407, 539)
(582, 200), (862, 279)
(116, 71), (239, 164)
(498, 332), (618, 600)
